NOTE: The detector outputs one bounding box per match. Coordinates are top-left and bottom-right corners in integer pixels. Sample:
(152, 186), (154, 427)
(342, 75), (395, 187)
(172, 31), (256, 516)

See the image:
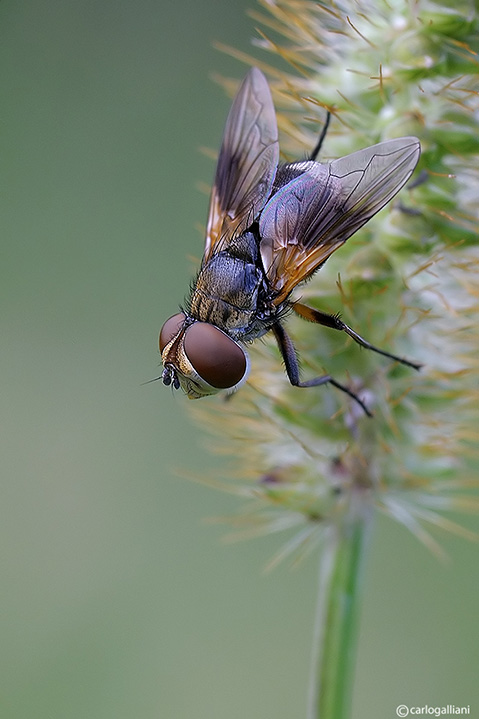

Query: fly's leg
(292, 302), (422, 370)
(272, 322), (372, 417)
(308, 111), (331, 161)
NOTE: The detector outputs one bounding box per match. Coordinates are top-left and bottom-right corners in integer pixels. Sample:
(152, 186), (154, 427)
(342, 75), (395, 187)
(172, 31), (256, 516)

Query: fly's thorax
(189, 249), (263, 333)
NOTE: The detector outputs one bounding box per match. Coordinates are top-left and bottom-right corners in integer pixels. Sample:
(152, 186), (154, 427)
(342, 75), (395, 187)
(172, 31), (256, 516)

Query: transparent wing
(204, 67), (279, 263)
(259, 137), (421, 304)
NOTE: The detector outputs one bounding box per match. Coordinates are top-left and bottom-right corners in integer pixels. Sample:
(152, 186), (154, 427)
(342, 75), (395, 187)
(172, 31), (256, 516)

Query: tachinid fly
(159, 68), (421, 415)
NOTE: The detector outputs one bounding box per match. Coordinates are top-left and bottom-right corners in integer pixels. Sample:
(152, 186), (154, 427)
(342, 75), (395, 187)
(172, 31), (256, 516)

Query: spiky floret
(189, 0), (479, 564)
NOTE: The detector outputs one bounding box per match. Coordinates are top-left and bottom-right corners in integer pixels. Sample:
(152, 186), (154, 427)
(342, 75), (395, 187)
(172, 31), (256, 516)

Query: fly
(159, 68), (421, 415)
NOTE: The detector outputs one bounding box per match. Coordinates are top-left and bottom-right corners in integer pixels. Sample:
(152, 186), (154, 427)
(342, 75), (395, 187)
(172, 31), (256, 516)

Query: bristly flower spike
(182, 1), (479, 717)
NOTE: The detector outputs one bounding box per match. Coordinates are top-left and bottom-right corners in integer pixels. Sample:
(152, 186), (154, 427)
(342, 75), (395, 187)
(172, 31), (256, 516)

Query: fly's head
(159, 313), (249, 399)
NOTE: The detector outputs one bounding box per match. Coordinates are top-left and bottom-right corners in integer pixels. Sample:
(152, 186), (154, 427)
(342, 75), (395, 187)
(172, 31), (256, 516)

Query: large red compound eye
(159, 313), (186, 352)
(184, 323), (247, 389)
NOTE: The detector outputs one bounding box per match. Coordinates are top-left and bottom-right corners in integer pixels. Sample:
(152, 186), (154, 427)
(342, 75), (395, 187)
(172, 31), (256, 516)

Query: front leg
(272, 322), (372, 417)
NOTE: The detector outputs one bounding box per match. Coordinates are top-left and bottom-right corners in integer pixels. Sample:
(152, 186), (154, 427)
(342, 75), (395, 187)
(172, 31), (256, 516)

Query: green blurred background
(1, 1), (478, 717)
